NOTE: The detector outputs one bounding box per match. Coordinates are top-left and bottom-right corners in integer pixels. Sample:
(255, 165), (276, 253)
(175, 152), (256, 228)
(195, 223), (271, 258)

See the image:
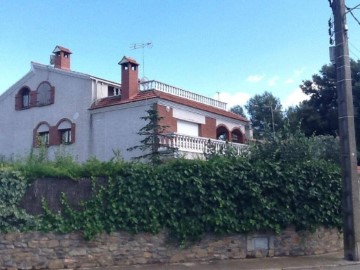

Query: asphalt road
(78, 253), (360, 270)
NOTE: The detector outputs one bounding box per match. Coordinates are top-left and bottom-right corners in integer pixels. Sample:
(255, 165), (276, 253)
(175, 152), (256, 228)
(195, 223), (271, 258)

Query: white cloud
(282, 88), (309, 108)
(294, 67), (305, 77)
(268, 76), (279, 87)
(247, 75), (264, 83)
(285, 79), (294, 84)
(213, 92), (251, 109)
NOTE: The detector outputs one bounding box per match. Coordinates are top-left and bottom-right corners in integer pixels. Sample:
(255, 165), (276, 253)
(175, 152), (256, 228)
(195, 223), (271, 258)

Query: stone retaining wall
(0, 227), (342, 269)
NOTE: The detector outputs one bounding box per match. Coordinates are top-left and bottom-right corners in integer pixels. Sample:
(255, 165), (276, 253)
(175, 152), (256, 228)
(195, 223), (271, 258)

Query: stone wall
(0, 227), (342, 269)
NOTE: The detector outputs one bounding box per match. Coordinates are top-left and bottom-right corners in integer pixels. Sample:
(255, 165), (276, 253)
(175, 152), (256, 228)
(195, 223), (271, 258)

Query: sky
(1, 0), (360, 110)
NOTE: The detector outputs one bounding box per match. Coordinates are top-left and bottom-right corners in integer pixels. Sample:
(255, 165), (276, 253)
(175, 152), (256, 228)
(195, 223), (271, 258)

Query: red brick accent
(91, 90), (249, 123)
(231, 128), (246, 143)
(200, 117), (216, 139)
(15, 86), (32, 110)
(29, 91), (37, 107)
(33, 121), (51, 147)
(49, 126), (60, 145)
(71, 123), (76, 143)
(15, 93), (22, 111)
(33, 119), (75, 147)
(55, 118), (76, 145)
(216, 125), (230, 141)
(15, 83), (55, 111)
(54, 51), (71, 70)
(156, 104), (177, 133)
(50, 86), (55, 104)
(120, 58), (139, 101)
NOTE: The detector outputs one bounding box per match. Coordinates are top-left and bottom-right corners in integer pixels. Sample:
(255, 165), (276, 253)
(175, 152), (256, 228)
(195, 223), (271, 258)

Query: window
(57, 119), (74, 145)
(34, 122), (50, 147)
(38, 131), (49, 146)
(37, 82), (52, 106)
(216, 125), (229, 141)
(60, 129), (72, 144)
(177, 120), (199, 137)
(108, 86), (114, 96)
(231, 129), (245, 143)
(22, 90), (30, 108)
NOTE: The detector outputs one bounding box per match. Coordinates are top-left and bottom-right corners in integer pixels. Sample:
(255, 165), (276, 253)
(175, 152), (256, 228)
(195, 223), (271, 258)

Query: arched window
(37, 82), (52, 106)
(216, 125), (229, 141)
(231, 128), (245, 144)
(34, 122), (50, 146)
(57, 119), (75, 145)
(15, 87), (31, 110)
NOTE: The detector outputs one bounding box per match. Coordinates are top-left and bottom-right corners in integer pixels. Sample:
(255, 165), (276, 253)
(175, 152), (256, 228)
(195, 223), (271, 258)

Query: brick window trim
(215, 124), (246, 143)
(55, 118), (76, 145)
(33, 121), (51, 147)
(230, 127), (246, 144)
(33, 119), (76, 147)
(15, 81), (55, 111)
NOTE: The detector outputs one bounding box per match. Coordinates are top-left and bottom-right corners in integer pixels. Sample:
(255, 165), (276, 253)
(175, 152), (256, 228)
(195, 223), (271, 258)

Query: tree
(245, 91), (284, 139)
(287, 64), (338, 137)
(127, 103), (177, 166)
(230, 105), (246, 118)
(286, 59), (360, 161)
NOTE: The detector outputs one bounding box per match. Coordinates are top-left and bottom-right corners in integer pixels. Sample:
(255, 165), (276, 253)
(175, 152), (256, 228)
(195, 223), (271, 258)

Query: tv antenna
(130, 42), (153, 81)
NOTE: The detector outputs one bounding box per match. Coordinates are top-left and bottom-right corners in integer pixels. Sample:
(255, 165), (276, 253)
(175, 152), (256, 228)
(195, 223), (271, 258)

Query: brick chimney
(118, 56), (139, 100)
(51, 46), (72, 70)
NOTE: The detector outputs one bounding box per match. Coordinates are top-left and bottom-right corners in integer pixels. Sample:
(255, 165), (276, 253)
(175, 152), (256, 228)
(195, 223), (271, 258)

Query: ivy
(0, 168), (37, 232)
(0, 130), (343, 243)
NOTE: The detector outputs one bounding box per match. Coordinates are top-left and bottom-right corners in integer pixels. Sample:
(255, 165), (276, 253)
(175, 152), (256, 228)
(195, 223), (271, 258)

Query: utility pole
(332, 0), (360, 261)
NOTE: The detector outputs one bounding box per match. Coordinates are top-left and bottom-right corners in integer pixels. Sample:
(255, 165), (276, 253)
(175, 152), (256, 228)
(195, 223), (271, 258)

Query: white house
(0, 46), (251, 162)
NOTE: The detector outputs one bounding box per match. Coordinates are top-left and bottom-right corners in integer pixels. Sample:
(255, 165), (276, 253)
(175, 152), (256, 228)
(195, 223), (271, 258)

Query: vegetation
(230, 105), (247, 118)
(0, 127), (342, 243)
(127, 103), (177, 166)
(0, 168), (37, 232)
(245, 91), (284, 139)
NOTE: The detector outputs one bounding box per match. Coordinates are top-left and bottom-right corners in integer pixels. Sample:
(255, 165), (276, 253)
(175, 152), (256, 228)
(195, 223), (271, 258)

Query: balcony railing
(140, 80), (227, 110)
(160, 133), (247, 156)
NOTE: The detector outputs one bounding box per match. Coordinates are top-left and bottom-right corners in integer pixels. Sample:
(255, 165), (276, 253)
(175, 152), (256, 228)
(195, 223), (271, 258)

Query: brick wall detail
(15, 82), (55, 111)
(200, 117), (216, 139)
(156, 104), (177, 133)
(0, 227), (342, 269)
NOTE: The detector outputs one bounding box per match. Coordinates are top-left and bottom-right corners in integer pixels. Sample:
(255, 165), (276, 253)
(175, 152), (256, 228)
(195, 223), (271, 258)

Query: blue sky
(1, 1), (360, 109)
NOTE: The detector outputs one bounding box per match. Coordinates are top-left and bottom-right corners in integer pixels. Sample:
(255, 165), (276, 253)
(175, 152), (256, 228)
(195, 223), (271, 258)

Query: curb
(282, 261), (360, 270)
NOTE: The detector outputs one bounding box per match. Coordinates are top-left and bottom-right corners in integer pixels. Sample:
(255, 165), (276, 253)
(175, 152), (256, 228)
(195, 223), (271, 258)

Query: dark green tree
(285, 59), (360, 161)
(245, 91), (284, 139)
(230, 105), (247, 118)
(286, 60), (360, 137)
(127, 103), (177, 166)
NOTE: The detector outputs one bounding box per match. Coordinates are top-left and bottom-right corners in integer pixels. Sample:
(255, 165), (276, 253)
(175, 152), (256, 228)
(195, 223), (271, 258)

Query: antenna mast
(130, 42), (153, 80)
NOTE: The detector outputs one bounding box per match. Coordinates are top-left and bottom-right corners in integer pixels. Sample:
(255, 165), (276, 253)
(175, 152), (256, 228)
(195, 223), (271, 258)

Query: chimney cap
(53, 45), (72, 54)
(118, 56), (139, 66)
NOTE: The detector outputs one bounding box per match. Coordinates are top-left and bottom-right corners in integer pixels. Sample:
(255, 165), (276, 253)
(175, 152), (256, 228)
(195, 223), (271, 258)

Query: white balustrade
(140, 80), (227, 110)
(160, 133), (247, 155)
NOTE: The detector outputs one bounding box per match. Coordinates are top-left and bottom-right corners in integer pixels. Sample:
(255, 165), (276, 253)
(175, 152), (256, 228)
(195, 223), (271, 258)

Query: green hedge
(37, 156), (341, 242)
(0, 132), (342, 242)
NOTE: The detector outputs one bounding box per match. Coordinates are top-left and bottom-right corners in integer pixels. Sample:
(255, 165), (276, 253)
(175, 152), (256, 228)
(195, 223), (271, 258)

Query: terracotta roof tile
(118, 56), (139, 65)
(53, 45), (72, 54)
(91, 90), (249, 122)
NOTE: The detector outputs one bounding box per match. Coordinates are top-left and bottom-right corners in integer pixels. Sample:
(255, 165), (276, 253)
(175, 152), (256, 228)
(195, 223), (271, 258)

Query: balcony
(160, 133), (247, 159)
(140, 80), (227, 110)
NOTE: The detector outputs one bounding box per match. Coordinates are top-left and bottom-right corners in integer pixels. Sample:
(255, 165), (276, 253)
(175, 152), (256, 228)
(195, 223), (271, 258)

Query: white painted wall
(0, 63), (93, 162)
(90, 101), (153, 161)
(0, 62), (250, 163)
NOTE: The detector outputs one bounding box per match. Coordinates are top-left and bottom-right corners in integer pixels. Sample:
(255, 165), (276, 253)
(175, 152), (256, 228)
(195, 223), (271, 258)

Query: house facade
(0, 46), (251, 162)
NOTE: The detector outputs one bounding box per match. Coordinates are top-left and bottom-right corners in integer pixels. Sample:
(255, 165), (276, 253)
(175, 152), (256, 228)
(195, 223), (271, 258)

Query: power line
(349, 40), (360, 53)
(346, 5), (360, 26)
(346, 3), (360, 12)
